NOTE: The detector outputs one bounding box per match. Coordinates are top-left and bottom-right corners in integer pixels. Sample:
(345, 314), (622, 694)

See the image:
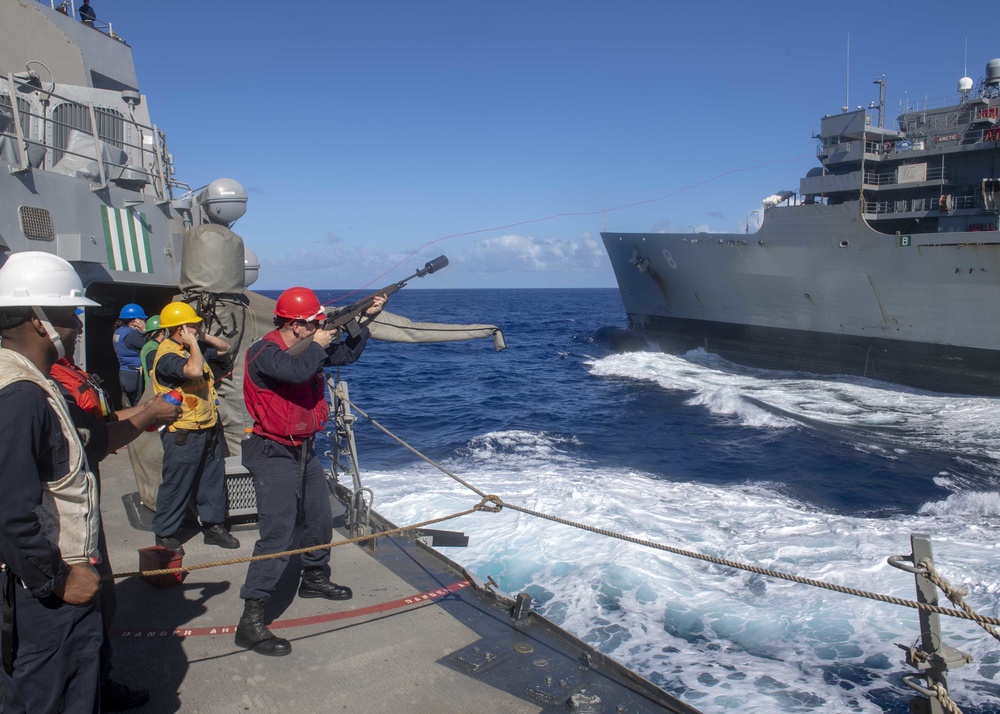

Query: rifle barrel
(289, 255), (449, 355)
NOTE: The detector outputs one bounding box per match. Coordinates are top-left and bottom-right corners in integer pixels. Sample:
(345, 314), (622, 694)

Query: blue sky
(90, 0), (999, 290)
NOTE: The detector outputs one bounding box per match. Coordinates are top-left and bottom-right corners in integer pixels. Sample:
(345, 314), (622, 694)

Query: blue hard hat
(119, 303), (147, 320)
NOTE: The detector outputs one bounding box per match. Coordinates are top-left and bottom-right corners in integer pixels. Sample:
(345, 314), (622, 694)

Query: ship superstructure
(815, 65), (999, 234)
(0, 0), (251, 399)
(602, 58), (1000, 396)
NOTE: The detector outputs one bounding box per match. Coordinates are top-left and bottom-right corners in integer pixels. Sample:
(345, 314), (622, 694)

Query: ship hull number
(662, 250), (677, 269)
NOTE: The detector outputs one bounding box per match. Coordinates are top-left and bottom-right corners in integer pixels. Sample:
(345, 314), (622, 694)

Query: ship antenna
(843, 33), (850, 112)
(872, 76), (886, 129)
(957, 38), (974, 103)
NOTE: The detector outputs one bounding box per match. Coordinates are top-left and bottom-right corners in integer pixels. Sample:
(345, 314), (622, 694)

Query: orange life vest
(49, 358), (112, 419)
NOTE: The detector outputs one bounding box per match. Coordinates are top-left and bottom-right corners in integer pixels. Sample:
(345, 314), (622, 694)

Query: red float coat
(244, 331), (330, 447)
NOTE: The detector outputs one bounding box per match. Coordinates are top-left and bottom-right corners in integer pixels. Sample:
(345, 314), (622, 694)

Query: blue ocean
(287, 287), (999, 714)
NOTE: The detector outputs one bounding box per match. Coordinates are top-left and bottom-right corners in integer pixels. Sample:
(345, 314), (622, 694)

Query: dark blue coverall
(0, 382), (102, 714)
(239, 328), (369, 601)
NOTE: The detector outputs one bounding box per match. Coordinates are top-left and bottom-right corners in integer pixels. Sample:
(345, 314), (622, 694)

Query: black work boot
(100, 678), (150, 711)
(234, 598), (291, 656)
(298, 568), (353, 600)
(203, 523), (240, 549)
(154, 535), (185, 556)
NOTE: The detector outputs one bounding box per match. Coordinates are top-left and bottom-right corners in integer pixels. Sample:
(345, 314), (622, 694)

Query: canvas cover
(178, 224), (245, 295)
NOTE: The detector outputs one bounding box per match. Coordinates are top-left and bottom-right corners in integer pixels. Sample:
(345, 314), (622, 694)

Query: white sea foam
(588, 351), (1000, 477)
(366, 425), (1000, 712)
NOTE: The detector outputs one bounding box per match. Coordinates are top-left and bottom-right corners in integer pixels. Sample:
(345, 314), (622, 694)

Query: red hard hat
(274, 287), (325, 321)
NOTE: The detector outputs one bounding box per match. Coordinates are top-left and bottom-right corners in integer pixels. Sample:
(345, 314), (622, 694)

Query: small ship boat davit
(603, 58), (1000, 396)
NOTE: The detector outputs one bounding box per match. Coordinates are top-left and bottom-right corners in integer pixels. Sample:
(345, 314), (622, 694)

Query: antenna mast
(872, 76), (886, 129)
(844, 33), (851, 112)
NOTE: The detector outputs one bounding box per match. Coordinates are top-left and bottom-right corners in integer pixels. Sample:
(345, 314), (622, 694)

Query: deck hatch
(18, 206), (55, 240)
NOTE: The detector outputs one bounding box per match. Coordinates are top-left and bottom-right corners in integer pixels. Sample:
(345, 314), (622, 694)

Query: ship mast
(872, 76), (886, 129)
(843, 33), (850, 112)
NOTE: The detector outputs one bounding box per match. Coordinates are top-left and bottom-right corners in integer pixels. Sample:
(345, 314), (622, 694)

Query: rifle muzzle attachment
(423, 256), (449, 274)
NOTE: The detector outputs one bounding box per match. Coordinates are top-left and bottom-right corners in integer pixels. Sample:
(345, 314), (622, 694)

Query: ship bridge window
(50, 102), (124, 165)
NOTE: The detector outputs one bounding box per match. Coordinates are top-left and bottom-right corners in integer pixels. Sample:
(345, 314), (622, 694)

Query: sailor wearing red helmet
(235, 286), (385, 657)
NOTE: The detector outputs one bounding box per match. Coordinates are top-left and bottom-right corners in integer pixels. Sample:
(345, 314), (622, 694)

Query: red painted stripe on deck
(113, 580), (471, 639)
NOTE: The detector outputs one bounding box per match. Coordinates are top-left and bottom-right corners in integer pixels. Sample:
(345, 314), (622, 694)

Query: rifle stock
(285, 255), (448, 356)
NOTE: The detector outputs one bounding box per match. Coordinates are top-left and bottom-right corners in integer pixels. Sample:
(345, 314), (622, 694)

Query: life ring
(884, 141), (893, 153)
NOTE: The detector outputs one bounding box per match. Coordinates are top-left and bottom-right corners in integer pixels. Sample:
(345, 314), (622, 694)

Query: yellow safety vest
(151, 338), (218, 431)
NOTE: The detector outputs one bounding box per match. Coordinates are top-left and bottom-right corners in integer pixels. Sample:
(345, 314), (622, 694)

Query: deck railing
(862, 195), (978, 215)
(41, 1), (117, 39)
(863, 166), (947, 187)
(1, 74), (170, 201)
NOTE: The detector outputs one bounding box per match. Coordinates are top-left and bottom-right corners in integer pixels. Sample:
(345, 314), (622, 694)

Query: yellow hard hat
(158, 302), (202, 329)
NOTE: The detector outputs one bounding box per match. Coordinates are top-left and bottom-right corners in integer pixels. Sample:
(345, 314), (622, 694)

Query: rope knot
(920, 558), (970, 600)
(475, 494), (503, 513)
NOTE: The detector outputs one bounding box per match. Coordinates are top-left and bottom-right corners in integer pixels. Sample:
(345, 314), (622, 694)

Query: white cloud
(456, 232), (608, 273)
(253, 231), (615, 289)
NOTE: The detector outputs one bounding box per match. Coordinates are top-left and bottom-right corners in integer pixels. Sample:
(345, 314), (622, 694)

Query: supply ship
(602, 58), (1000, 396)
(0, 1), (693, 711)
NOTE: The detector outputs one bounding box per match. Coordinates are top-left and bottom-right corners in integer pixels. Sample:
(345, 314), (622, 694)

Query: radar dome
(987, 58), (1000, 87)
(244, 245), (260, 288)
(196, 178), (247, 225)
(958, 76), (974, 93)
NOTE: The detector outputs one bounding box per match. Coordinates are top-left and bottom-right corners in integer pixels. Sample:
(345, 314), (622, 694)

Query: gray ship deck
(100, 450), (692, 714)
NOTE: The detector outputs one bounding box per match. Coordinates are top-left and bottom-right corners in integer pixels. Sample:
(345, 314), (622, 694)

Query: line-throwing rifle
(286, 255), (449, 356)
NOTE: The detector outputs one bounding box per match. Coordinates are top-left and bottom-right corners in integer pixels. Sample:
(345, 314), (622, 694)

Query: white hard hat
(0, 251), (100, 307)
